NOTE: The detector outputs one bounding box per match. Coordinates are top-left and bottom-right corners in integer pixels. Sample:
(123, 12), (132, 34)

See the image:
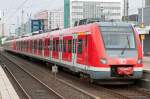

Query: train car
(3, 22), (143, 84)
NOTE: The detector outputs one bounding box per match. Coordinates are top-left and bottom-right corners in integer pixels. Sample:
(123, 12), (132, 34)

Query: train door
(27, 40), (29, 53)
(42, 39), (45, 57)
(34, 40), (37, 55)
(62, 36), (72, 62)
(32, 40), (34, 54)
(72, 34), (77, 69)
(30, 40), (32, 53)
(49, 37), (53, 60)
(52, 37), (59, 59)
(40, 39), (43, 56)
(38, 39), (41, 56)
(77, 33), (89, 68)
(44, 38), (50, 57)
(59, 36), (63, 62)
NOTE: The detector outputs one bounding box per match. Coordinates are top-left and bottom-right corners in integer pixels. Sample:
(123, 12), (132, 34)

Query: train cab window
(78, 39), (82, 54)
(68, 40), (72, 53)
(63, 40), (66, 52)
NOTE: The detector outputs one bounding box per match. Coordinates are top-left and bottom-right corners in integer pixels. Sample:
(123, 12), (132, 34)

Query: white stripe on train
(5, 49), (143, 72)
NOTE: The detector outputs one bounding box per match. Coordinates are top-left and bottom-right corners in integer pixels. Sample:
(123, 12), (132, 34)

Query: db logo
(120, 59), (127, 64)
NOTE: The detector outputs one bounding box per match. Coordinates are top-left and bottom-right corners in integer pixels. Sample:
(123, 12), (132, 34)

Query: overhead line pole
(2, 11), (5, 37)
(5, 0), (29, 22)
(141, 0), (144, 55)
(21, 9), (24, 36)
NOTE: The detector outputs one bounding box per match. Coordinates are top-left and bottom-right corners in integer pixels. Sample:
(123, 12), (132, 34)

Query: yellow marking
(141, 34), (145, 40)
(95, 97), (101, 99)
(78, 32), (85, 35)
(140, 23), (145, 28)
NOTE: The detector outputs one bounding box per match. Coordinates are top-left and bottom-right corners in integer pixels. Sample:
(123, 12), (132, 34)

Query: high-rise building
(138, 7), (150, 26)
(34, 10), (49, 31)
(32, 9), (64, 32)
(49, 9), (64, 30)
(64, 0), (123, 28)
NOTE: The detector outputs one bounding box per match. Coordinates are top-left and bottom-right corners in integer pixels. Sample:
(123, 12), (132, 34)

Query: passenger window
(56, 40), (59, 52)
(41, 40), (43, 50)
(53, 40), (55, 51)
(30, 40), (32, 50)
(47, 39), (50, 50)
(34, 40), (37, 50)
(73, 39), (77, 53)
(78, 39), (82, 54)
(50, 40), (53, 51)
(60, 40), (62, 52)
(68, 40), (72, 53)
(40, 40), (42, 50)
(63, 40), (66, 52)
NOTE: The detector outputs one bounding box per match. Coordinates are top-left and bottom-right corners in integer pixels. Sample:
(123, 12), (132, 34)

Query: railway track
(0, 51), (98, 99)
(95, 85), (150, 99)
(1, 51), (150, 99)
(0, 54), (64, 99)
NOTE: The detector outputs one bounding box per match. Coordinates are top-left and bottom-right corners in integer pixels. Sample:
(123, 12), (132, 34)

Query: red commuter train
(3, 22), (143, 84)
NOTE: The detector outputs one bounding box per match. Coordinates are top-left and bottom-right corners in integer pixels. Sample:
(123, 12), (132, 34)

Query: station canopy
(135, 26), (150, 34)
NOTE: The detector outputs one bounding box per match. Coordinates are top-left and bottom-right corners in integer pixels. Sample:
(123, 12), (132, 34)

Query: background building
(138, 7), (150, 26)
(34, 10), (49, 31)
(64, 0), (123, 28)
(49, 9), (64, 30)
(145, 0), (150, 7)
(122, 0), (129, 21)
(15, 19), (44, 36)
(138, 6), (150, 56)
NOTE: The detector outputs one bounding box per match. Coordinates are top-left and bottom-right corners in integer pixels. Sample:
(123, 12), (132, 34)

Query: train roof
(6, 22), (132, 42)
(98, 22), (132, 27)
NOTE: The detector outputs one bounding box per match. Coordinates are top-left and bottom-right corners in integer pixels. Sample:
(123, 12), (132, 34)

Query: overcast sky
(0, 0), (143, 35)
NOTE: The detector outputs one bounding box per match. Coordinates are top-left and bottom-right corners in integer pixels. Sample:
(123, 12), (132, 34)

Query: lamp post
(100, 7), (105, 21)
(141, 0), (144, 55)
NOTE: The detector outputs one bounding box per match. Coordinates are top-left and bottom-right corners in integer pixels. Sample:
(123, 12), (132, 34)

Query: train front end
(96, 22), (143, 83)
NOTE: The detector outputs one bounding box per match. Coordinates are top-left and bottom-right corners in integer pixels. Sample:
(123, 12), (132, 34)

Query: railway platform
(0, 65), (19, 99)
(143, 56), (150, 71)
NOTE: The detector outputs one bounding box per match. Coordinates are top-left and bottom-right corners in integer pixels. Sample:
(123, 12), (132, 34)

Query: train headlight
(137, 59), (142, 64)
(100, 58), (107, 64)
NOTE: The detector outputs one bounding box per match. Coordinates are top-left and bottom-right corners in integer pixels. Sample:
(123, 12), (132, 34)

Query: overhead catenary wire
(5, 0), (30, 22)
(4, 0), (59, 23)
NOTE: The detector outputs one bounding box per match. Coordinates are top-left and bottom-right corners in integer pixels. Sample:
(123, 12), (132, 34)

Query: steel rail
(0, 53), (64, 99)
(2, 64), (32, 99)
(2, 51), (100, 99)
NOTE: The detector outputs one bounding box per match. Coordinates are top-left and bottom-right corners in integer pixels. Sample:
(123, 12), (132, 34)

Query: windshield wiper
(121, 35), (130, 55)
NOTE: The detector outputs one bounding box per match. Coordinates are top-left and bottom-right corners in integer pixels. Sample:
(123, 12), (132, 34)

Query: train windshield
(100, 26), (136, 49)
